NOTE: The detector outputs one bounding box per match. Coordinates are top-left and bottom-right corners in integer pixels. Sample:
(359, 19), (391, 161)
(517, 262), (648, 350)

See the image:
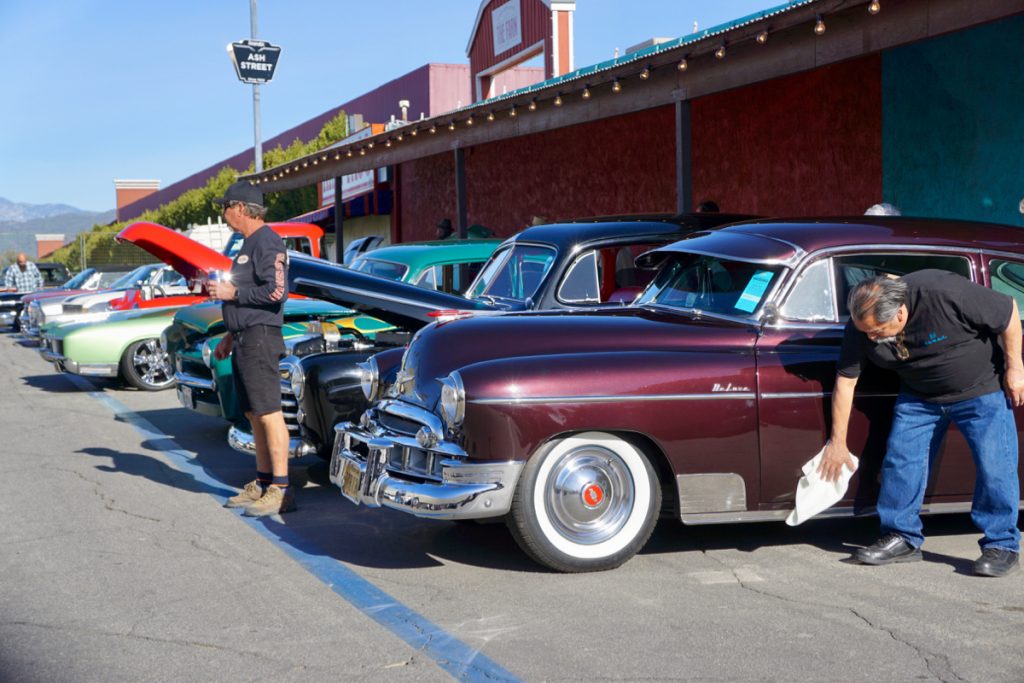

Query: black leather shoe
(856, 533), (922, 565)
(974, 548), (1020, 577)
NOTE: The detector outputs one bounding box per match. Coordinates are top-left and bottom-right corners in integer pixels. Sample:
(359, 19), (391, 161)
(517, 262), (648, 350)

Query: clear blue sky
(1, 1), (772, 211)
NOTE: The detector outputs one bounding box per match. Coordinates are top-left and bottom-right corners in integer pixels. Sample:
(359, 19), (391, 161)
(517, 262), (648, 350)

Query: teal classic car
(349, 239), (499, 293)
(167, 299), (393, 438)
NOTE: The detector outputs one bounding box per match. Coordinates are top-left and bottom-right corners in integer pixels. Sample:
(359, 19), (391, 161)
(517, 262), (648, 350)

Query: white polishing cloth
(785, 446), (859, 526)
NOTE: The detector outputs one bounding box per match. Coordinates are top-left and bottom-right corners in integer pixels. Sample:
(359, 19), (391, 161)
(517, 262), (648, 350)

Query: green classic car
(166, 298), (393, 436)
(40, 306), (181, 390)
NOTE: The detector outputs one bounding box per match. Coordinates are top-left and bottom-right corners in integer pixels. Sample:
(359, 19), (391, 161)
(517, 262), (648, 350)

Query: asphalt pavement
(2, 332), (1023, 682)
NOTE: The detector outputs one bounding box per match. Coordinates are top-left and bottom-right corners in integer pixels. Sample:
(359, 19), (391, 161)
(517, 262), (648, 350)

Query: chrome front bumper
(331, 418), (524, 520)
(42, 353), (118, 377)
(227, 424), (317, 459)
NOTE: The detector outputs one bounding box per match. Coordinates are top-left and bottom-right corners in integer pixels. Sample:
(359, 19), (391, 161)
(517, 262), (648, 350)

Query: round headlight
(439, 371), (465, 428)
(279, 357), (304, 400)
(358, 357), (379, 402)
(201, 339), (214, 367)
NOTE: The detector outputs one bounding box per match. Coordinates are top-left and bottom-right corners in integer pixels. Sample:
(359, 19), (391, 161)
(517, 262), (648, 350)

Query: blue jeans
(879, 390), (1020, 552)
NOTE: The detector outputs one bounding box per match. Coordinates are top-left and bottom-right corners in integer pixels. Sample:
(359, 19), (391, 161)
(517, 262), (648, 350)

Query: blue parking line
(69, 376), (519, 683)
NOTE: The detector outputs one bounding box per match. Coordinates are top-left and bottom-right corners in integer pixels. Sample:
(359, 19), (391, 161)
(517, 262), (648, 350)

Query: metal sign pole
(250, 0), (263, 172)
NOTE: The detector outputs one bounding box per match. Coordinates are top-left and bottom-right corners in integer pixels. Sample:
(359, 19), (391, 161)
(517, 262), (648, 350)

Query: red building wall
(398, 106), (677, 241)
(691, 55), (882, 216)
(397, 152), (457, 243)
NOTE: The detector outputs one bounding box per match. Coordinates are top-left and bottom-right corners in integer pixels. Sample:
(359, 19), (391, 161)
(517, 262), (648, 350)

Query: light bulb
(554, 93), (563, 106)
(814, 15), (826, 35)
(677, 58), (688, 71)
(640, 66), (651, 80)
(868, 0), (880, 14)
(611, 79), (622, 93)
(582, 86), (591, 100)
(756, 30), (768, 45)
(715, 44), (726, 59)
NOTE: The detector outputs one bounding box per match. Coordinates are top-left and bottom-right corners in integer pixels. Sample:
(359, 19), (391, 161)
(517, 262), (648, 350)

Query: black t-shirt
(837, 269), (1012, 403)
(222, 225), (288, 333)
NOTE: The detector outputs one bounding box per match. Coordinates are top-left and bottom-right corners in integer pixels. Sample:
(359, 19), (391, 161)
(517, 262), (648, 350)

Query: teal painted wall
(883, 16), (1024, 226)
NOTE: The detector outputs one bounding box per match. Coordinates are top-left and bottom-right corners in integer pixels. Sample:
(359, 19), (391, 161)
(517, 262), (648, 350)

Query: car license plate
(341, 459), (363, 502)
(178, 385), (193, 409)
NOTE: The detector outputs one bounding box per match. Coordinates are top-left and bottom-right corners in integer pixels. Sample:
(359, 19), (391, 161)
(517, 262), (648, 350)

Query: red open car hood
(116, 222), (230, 281)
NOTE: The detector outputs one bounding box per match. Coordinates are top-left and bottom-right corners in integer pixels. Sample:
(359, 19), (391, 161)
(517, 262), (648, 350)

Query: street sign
(227, 39), (282, 84)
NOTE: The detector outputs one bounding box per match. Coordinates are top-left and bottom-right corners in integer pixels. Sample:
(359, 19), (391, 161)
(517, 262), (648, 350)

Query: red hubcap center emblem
(582, 483), (604, 507)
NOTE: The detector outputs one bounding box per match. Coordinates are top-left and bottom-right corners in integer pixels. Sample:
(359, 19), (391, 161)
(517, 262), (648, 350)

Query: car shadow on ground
(641, 512), (1004, 576)
(21, 373), (120, 393)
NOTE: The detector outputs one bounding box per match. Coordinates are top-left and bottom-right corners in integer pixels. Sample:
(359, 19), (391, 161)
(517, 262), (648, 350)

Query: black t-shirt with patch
(837, 269), (1012, 403)
(222, 225), (288, 333)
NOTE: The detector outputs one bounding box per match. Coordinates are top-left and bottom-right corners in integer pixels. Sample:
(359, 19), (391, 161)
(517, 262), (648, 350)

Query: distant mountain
(0, 196), (87, 223)
(0, 200), (116, 257)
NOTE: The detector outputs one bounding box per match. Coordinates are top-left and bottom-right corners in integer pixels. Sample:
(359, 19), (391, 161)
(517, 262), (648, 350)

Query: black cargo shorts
(230, 325), (286, 417)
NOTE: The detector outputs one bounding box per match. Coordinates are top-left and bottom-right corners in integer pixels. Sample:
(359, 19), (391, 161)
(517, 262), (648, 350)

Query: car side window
(989, 260), (1024, 320)
(558, 250), (601, 304)
(780, 259), (834, 322)
(833, 253), (971, 319)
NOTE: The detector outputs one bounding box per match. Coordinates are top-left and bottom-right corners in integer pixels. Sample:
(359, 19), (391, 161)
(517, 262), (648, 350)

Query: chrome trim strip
(174, 372), (216, 392)
(470, 392), (756, 405)
(679, 501), (1011, 525)
(758, 392), (899, 399)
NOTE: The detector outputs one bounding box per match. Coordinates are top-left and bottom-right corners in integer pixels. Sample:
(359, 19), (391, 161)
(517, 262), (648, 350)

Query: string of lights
(250, 1), (882, 186)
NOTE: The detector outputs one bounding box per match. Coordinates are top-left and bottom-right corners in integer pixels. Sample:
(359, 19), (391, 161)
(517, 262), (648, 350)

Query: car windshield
(351, 257), (409, 281)
(467, 244), (557, 303)
(109, 265), (156, 290)
(62, 268), (95, 289)
(635, 253), (784, 318)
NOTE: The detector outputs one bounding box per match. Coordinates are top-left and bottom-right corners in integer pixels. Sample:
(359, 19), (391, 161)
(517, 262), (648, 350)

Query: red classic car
(330, 217), (1024, 572)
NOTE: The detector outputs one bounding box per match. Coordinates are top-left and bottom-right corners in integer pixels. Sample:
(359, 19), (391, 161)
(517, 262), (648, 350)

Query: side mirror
(761, 302), (780, 325)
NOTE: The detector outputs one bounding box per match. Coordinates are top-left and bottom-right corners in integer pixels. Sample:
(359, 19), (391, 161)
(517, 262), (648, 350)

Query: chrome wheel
(122, 338), (175, 391)
(545, 446), (635, 546)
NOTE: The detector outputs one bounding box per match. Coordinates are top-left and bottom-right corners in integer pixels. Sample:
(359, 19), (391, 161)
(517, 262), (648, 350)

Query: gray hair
(848, 276), (907, 323)
(240, 202), (267, 219)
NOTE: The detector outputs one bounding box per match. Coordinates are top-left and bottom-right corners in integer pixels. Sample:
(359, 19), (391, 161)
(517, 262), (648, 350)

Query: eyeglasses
(215, 200), (240, 213)
(891, 331), (910, 361)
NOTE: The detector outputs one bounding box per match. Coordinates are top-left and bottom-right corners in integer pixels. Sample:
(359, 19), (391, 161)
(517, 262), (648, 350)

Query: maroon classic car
(331, 218), (1024, 572)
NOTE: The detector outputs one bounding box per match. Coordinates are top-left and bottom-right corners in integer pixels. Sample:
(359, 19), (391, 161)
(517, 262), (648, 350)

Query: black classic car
(277, 214), (752, 460)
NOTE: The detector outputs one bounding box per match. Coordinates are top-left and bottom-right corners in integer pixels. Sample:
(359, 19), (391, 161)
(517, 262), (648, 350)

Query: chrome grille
(344, 430), (444, 482)
(279, 378), (300, 434)
(379, 412), (421, 436)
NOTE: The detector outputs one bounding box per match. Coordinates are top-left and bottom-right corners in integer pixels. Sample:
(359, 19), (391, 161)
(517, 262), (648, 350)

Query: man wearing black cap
(209, 180), (295, 517)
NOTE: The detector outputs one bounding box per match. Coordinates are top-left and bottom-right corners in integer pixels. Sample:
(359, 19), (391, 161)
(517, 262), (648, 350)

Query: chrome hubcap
(134, 339), (174, 388)
(545, 444), (634, 545)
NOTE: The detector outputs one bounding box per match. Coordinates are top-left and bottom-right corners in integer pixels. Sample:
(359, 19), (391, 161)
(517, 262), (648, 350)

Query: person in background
(208, 180), (294, 517)
(435, 218), (454, 240)
(3, 252), (44, 293)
